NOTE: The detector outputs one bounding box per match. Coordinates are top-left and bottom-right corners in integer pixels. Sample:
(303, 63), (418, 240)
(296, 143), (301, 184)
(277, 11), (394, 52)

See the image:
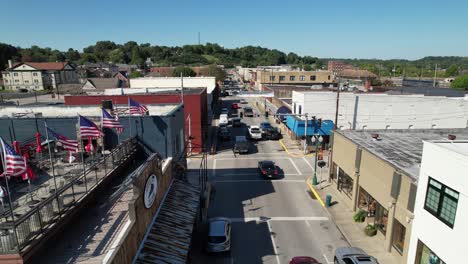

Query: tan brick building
(256, 70), (333, 86)
(329, 129), (468, 264)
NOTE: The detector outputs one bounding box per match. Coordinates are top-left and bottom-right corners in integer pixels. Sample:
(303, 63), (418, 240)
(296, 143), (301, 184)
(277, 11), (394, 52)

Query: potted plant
(364, 224), (377, 237)
(353, 209), (366, 223)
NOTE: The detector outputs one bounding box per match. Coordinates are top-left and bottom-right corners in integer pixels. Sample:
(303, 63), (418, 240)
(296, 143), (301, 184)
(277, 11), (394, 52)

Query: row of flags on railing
(0, 98), (149, 178)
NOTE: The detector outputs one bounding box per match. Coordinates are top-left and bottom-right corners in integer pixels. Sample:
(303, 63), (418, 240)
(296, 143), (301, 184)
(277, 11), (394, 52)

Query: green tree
(303, 64), (312, 71)
(129, 71), (142, 78)
(172, 66), (196, 77)
(108, 49), (126, 63)
(130, 46), (144, 65)
(65, 48), (81, 62)
(445, 64), (459, 77)
(0, 43), (19, 70)
(200, 65), (226, 82)
(451, 74), (468, 90)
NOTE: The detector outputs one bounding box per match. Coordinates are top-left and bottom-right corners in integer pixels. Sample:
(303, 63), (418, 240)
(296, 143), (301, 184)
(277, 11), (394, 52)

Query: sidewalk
(313, 181), (401, 264)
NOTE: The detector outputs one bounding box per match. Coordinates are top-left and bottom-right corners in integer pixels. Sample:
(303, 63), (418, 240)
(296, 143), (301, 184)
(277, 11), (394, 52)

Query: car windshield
(261, 123), (272, 128)
(245, 108), (253, 112)
(208, 236), (226, 243)
(251, 128), (261, 133)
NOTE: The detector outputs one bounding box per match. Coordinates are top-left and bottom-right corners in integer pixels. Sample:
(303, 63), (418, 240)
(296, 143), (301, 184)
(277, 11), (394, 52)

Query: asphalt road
(190, 96), (349, 264)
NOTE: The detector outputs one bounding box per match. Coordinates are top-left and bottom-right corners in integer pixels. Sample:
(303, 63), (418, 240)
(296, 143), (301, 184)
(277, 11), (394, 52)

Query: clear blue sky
(2, 0), (467, 60)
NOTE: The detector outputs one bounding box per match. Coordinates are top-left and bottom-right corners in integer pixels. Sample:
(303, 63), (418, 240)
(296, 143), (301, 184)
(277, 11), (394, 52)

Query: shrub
(353, 210), (366, 223)
(364, 224), (377, 236)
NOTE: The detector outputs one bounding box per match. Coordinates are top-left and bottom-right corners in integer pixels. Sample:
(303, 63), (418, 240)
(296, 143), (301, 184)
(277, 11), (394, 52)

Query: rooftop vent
(448, 134), (456, 140)
(371, 133), (380, 140)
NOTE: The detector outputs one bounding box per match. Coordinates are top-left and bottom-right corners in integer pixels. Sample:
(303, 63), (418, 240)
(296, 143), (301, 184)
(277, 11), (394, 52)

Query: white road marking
(267, 221), (281, 264)
(213, 159), (217, 177)
(228, 216), (329, 222)
(288, 158), (302, 175)
(305, 220), (311, 228)
(302, 156), (315, 171)
(323, 254), (333, 264)
(215, 157), (293, 161)
(215, 152), (285, 156)
(213, 179), (305, 183)
(218, 173), (299, 177)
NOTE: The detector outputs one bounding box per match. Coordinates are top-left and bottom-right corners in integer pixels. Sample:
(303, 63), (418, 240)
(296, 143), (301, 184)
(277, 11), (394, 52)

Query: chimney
(8, 60), (12, 69)
(448, 134), (456, 140)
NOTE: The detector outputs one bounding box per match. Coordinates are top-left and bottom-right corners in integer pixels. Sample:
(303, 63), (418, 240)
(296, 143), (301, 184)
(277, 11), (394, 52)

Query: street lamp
(312, 134), (323, 185)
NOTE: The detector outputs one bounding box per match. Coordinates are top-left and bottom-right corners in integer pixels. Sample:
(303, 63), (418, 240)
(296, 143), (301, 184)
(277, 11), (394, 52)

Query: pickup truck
(234, 136), (249, 154)
(248, 126), (263, 140)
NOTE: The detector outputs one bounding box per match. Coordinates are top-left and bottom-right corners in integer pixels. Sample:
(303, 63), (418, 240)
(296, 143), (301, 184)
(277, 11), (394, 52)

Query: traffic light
(317, 118), (322, 127)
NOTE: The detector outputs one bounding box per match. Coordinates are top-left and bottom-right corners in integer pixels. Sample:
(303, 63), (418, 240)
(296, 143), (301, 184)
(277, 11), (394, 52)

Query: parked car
(334, 247), (379, 264)
(263, 127), (282, 140)
(234, 136), (250, 154)
(231, 117), (242, 128)
(289, 256), (321, 264)
(240, 99), (247, 104)
(244, 107), (254, 117)
(248, 126), (262, 140)
(221, 108), (229, 115)
(218, 127), (231, 141)
(231, 103), (239, 109)
(259, 122), (273, 133)
(258, 160), (278, 179)
(206, 217), (232, 253)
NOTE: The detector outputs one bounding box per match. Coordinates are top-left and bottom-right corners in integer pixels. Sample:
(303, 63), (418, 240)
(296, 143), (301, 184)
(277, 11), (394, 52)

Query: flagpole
(44, 122), (58, 193)
(101, 109), (106, 157)
(0, 139), (17, 222)
(78, 115), (87, 188)
(128, 97), (132, 138)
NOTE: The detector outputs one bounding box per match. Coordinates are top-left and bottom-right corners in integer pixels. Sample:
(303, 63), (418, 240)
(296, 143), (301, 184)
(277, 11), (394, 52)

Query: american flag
(102, 109), (124, 134)
(79, 115), (103, 138)
(0, 137), (27, 176)
(129, 98), (148, 115)
(46, 127), (78, 152)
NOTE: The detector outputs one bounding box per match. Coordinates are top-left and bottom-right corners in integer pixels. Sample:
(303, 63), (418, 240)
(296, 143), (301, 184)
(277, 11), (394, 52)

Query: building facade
(407, 140), (468, 264)
(256, 70), (333, 87)
(2, 61), (78, 91)
(292, 91), (468, 130)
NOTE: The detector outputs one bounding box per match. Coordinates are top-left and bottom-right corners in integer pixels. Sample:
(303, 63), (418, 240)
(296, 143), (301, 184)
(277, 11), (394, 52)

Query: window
(33, 72), (38, 76)
(416, 240), (446, 264)
(34, 79), (39, 84)
(375, 202), (389, 235)
(15, 79), (19, 83)
(328, 75), (331, 80)
(424, 177), (459, 227)
(13, 73), (18, 76)
(279, 76), (285, 81)
(289, 76), (295, 81)
(269, 76), (275, 81)
(342, 258), (354, 264)
(337, 168), (353, 198)
(24, 80), (29, 83)
(4, 80), (7, 83)
(293, 103), (297, 114)
(299, 75), (305, 81)
(392, 220), (406, 255)
(310, 75), (316, 81)
(298, 105), (302, 115)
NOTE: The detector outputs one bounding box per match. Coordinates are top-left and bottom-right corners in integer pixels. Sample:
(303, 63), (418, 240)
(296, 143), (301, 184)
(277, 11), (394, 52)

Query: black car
(258, 160), (278, 179)
(218, 127), (231, 141)
(244, 107), (254, 117)
(263, 127), (282, 140)
(231, 118), (242, 127)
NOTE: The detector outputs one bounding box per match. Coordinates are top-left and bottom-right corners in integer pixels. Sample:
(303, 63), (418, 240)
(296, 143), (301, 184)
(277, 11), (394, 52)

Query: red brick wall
(64, 90), (207, 153)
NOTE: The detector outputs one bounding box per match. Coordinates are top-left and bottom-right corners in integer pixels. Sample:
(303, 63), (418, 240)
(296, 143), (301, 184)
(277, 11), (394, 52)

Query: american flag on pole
(102, 109), (124, 134)
(129, 98), (148, 115)
(79, 115), (103, 138)
(0, 137), (27, 176)
(46, 127), (78, 152)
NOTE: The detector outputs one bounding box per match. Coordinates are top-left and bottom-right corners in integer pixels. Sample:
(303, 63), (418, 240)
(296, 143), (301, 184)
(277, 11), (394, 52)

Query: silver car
(334, 247), (378, 264)
(206, 217), (232, 253)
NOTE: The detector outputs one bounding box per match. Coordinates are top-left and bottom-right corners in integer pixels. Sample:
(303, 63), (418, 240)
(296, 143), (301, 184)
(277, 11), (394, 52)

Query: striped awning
(135, 179), (200, 264)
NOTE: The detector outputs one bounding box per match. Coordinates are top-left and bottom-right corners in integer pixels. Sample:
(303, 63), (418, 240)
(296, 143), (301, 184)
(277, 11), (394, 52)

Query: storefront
(337, 168), (353, 198)
(392, 220), (406, 255)
(357, 187), (388, 235)
(415, 240), (446, 264)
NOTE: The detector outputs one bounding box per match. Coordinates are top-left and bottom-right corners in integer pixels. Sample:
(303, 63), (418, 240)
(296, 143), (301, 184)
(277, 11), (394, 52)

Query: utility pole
(333, 65), (343, 130)
(433, 64), (438, 87)
(304, 113), (308, 154)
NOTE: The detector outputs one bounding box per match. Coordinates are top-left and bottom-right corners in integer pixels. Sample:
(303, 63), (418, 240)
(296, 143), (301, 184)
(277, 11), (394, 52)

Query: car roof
(261, 160), (274, 165)
(261, 122), (271, 125)
(208, 218), (230, 236)
(250, 125), (260, 129)
(336, 247), (367, 256)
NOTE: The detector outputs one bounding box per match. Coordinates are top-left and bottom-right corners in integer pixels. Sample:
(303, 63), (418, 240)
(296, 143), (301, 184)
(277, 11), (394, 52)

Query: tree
(445, 64), (459, 77)
(65, 48), (81, 62)
(130, 46), (144, 65)
(129, 71), (142, 78)
(451, 74), (468, 90)
(200, 65), (226, 82)
(303, 64), (312, 71)
(172, 66), (196, 77)
(0, 43), (19, 70)
(108, 49), (126, 64)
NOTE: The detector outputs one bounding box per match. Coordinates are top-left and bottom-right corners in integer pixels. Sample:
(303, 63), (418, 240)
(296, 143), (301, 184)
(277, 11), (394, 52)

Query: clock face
(144, 174), (158, 209)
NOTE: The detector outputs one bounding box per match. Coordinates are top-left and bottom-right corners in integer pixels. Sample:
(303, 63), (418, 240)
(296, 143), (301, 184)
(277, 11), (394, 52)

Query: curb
(278, 139), (314, 158)
(306, 178), (353, 246)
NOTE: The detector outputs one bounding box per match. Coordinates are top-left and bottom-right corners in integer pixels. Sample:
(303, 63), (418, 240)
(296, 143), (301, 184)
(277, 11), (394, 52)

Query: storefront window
(331, 163), (338, 182)
(337, 168), (353, 198)
(358, 188), (376, 217)
(392, 220), (406, 255)
(416, 240), (446, 264)
(375, 203), (388, 235)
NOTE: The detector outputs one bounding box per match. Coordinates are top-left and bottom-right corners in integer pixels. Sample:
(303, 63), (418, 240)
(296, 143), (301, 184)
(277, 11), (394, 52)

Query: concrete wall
(292, 91), (468, 129)
(407, 141), (468, 264)
(109, 155), (173, 264)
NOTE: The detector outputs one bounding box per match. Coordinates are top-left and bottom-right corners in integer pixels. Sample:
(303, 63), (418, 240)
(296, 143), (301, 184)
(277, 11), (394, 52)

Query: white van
(219, 114), (229, 126)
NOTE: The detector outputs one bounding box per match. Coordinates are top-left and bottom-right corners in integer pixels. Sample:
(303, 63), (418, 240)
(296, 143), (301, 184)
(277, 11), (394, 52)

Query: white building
(407, 140), (468, 264)
(130, 77), (217, 114)
(2, 61), (78, 91)
(291, 91), (468, 129)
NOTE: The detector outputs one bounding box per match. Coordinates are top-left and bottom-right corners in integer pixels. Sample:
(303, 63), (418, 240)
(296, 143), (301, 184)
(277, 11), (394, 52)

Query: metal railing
(0, 138), (137, 254)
